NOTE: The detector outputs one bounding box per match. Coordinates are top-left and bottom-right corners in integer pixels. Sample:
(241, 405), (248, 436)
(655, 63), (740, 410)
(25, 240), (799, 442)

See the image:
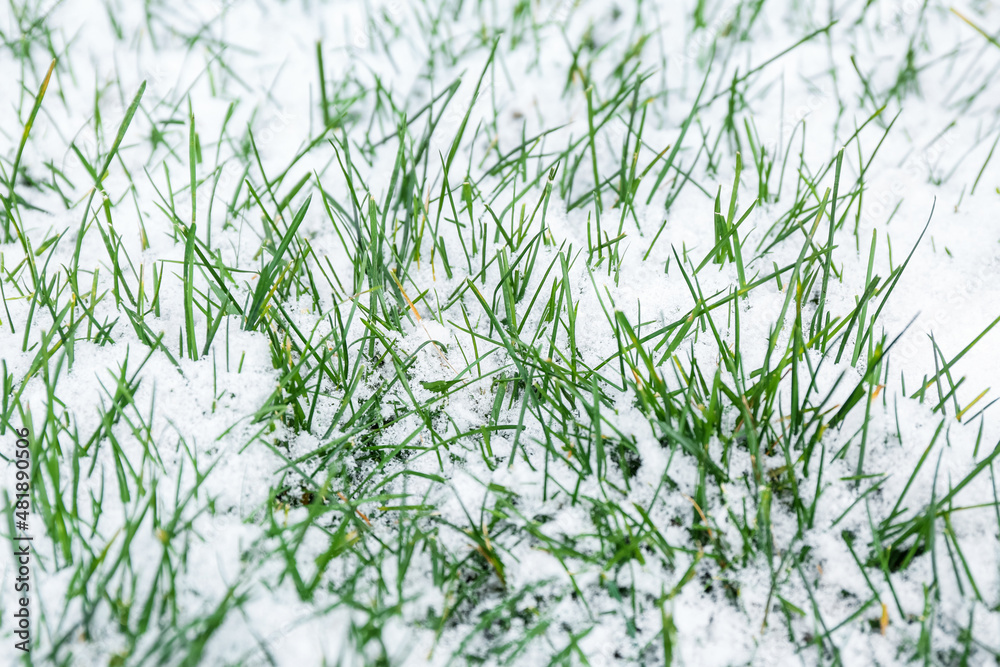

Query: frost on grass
(2, 0), (1000, 665)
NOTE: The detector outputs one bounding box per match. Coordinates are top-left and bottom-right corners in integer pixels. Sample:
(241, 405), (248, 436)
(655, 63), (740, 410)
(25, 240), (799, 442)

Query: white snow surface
(1, 0), (1000, 665)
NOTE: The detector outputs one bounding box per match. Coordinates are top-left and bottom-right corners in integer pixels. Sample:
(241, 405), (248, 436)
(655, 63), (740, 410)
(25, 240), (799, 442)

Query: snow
(2, 0), (1000, 664)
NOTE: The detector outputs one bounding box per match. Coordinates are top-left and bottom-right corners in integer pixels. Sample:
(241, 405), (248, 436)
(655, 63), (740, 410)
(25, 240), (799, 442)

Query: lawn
(2, 0), (1000, 664)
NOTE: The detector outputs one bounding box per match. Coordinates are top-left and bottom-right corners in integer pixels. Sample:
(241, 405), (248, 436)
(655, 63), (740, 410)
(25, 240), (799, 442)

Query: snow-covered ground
(2, 0), (1000, 664)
